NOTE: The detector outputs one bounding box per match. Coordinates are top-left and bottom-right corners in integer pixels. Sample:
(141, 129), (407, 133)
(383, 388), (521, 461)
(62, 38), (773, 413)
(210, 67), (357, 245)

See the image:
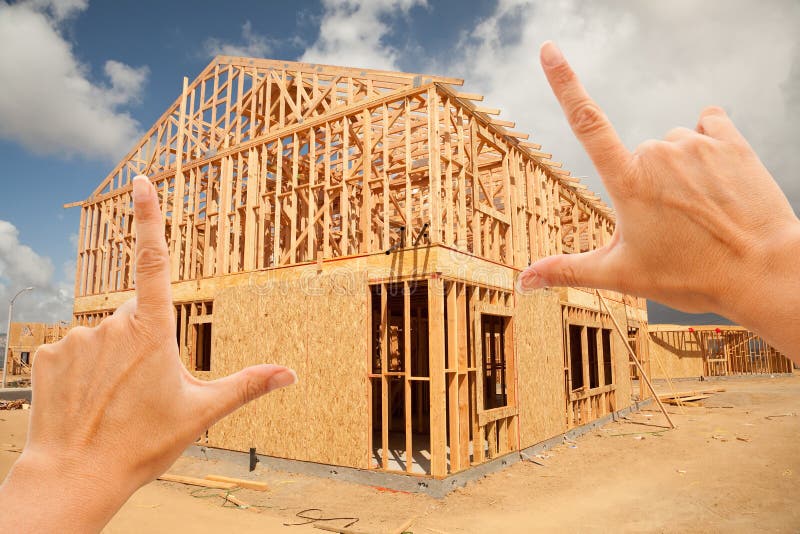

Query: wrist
(1, 450), (134, 533)
(720, 218), (800, 332)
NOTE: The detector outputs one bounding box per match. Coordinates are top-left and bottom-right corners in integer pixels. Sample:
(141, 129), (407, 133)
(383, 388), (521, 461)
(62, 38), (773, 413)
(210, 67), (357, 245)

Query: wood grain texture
(648, 330), (705, 379)
(206, 272), (370, 468)
(513, 289), (567, 447)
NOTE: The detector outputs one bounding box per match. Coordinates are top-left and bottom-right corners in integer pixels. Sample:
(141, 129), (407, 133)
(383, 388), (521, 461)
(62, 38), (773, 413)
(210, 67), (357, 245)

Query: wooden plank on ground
(664, 394), (711, 405)
(658, 387), (725, 401)
(204, 475), (269, 491)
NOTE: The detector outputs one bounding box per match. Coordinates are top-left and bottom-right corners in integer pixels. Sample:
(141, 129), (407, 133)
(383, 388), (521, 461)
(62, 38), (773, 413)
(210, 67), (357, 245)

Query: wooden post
(403, 281), (413, 473)
(428, 89), (442, 242)
(380, 283), (389, 470)
(596, 292), (675, 429)
(428, 277), (447, 477)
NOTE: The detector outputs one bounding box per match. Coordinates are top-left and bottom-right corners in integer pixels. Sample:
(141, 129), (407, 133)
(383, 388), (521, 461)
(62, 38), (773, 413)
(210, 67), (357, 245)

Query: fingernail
(132, 175), (150, 202)
(540, 41), (564, 67)
(517, 268), (545, 293)
(267, 368), (298, 391)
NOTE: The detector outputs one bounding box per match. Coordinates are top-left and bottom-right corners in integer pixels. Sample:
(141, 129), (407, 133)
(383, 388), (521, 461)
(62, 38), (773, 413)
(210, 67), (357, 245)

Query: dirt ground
(2, 375), (799, 533)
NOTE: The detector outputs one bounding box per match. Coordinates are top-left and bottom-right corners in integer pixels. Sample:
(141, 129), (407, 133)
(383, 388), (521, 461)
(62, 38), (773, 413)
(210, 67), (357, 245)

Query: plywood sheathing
(206, 272), (370, 469)
(513, 289), (567, 446)
(65, 54), (657, 479)
(649, 330), (705, 379)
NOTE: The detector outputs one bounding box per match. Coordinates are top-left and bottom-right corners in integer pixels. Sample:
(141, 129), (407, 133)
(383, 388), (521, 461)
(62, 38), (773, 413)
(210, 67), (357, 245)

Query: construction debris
(204, 475), (269, 492)
(0, 399), (27, 410)
(658, 387), (725, 405)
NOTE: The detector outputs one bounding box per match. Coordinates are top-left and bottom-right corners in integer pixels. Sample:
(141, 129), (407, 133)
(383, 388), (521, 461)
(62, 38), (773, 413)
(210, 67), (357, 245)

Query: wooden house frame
(648, 325), (793, 379)
(4, 322), (69, 380)
(69, 56), (650, 479)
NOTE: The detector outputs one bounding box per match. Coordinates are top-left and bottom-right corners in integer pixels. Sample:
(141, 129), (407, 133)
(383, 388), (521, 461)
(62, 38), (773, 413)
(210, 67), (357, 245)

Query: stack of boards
(658, 387), (725, 405)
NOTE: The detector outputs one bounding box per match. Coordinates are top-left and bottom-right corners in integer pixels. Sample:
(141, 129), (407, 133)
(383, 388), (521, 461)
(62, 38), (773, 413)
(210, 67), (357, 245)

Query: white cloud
(24, 0), (87, 21)
(429, 0), (800, 214)
(0, 1), (148, 161)
(0, 220), (73, 330)
(204, 20), (273, 58)
(104, 60), (149, 106)
(300, 0), (426, 71)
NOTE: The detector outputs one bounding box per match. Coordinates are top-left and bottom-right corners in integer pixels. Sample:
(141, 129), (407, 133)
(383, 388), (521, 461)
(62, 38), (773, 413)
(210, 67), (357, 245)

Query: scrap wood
(158, 473), (237, 489)
(0, 399), (26, 410)
(520, 452), (545, 466)
(664, 395), (711, 405)
(392, 517), (417, 534)
(220, 492), (251, 509)
(205, 474), (269, 491)
(608, 430), (668, 437)
(658, 387), (725, 402)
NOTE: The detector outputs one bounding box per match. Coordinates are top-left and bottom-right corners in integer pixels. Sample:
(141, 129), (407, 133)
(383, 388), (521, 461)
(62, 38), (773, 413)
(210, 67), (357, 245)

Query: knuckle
(664, 127), (691, 141)
(239, 373), (264, 405)
(686, 135), (718, 158)
(136, 245), (168, 275)
(65, 326), (94, 346)
(554, 257), (581, 288)
(32, 343), (55, 365)
(568, 101), (607, 137)
(700, 105), (726, 118)
(96, 314), (125, 341)
(635, 138), (664, 156)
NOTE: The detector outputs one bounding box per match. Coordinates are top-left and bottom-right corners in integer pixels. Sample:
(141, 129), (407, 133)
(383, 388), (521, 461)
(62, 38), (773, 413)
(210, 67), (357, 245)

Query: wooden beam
(455, 92), (484, 101)
(204, 475), (268, 491)
(474, 106), (500, 115)
(428, 277), (448, 477)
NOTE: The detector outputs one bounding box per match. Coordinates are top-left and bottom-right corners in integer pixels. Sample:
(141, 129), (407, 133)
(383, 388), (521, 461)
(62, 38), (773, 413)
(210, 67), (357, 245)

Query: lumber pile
(658, 387), (725, 405)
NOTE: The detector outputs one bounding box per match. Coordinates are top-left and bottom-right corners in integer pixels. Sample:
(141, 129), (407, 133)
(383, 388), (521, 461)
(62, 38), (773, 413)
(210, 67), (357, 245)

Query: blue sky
(0, 0), (798, 327)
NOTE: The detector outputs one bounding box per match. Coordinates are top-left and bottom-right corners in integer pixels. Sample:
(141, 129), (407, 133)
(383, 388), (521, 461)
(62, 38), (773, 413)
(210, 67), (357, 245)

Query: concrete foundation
(184, 397), (654, 498)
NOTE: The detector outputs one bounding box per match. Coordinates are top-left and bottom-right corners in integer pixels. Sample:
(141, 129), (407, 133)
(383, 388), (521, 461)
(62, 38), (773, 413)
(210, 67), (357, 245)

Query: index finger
(540, 41), (631, 181)
(132, 175), (172, 319)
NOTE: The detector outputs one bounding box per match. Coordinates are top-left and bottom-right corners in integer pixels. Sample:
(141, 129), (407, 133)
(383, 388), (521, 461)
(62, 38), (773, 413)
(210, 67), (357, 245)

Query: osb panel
(8, 322), (47, 349)
(604, 299), (634, 404)
(514, 288), (567, 447)
(206, 272), (369, 469)
(648, 331), (704, 379)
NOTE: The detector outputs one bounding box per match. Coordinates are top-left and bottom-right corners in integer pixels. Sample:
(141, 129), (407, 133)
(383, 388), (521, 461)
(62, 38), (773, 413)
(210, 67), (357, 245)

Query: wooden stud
(428, 277), (447, 478)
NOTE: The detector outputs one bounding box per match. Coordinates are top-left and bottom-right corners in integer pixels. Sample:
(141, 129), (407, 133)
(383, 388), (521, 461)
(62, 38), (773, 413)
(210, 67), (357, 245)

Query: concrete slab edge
(648, 373), (794, 385)
(0, 388), (31, 402)
(183, 397), (654, 498)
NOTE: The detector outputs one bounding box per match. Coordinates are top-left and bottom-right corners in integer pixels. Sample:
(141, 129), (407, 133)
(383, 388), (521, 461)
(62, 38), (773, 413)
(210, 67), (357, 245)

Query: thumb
(517, 247), (616, 292)
(198, 364), (298, 425)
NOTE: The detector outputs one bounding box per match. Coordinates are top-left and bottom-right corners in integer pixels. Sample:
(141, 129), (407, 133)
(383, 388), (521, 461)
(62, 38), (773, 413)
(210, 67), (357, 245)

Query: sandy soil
(2, 376), (799, 533)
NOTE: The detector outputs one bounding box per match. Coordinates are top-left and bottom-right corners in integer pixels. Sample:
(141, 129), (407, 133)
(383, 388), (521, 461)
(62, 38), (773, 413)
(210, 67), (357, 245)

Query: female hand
(0, 175), (297, 532)
(519, 42), (800, 358)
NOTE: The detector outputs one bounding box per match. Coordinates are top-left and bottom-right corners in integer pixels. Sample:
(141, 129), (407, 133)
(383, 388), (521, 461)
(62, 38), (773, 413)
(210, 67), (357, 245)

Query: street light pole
(2, 287), (35, 389)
